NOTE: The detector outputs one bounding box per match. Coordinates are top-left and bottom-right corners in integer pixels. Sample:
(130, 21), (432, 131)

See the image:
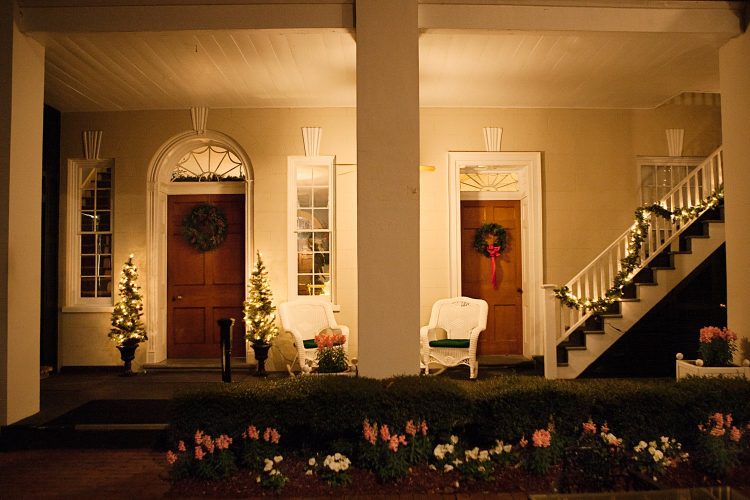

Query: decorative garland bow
(473, 222), (508, 288)
(182, 203), (228, 252)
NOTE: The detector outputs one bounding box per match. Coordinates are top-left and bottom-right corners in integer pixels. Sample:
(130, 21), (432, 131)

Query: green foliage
(317, 345), (348, 373)
(243, 251), (279, 344)
(109, 254), (147, 345)
(693, 412), (742, 478)
(358, 419), (412, 482)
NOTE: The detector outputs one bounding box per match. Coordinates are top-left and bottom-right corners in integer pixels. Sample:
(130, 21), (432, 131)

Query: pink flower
(244, 425), (259, 440)
(194, 430), (204, 445)
(532, 429), (552, 448)
(270, 428), (280, 444)
(194, 446), (205, 461)
(166, 450), (178, 465)
(398, 434), (408, 446)
(710, 427), (726, 437)
(700, 326), (722, 343)
(709, 413), (724, 428)
(582, 420), (597, 434)
(216, 434), (232, 450)
(380, 424), (391, 442)
(388, 435), (400, 452)
(519, 436), (528, 448)
(177, 440), (186, 452)
(600, 422), (610, 434)
(730, 426), (742, 443)
(420, 420), (429, 436)
(405, 420), (417, 436)
(363, 420), (377, 445)
(203, 436), (215, 454)
(725, 414), (733, 427)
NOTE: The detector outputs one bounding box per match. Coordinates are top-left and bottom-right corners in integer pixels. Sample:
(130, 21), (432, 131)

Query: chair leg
(470, 361), (478, 380)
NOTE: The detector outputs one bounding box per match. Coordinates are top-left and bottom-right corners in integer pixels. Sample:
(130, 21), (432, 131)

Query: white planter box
(675, 358), (750, 380)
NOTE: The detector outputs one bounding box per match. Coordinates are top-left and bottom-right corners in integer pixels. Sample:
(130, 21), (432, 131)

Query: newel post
(542, 284), (560, 379)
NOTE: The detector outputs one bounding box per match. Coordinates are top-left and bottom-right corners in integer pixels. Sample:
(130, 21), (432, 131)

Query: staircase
(546, 147), (725, 379)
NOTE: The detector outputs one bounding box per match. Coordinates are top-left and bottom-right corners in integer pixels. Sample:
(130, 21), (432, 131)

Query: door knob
(517, 288), (523, 294)
(173, 295), (183, 301)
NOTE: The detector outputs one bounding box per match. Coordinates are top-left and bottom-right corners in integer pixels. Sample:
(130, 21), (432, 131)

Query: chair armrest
(468, 326), (484, 356)
(419, 325), (431, 341)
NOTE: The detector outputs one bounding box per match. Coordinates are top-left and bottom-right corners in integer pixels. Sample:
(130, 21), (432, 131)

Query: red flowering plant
(315, 331), (348, 373)
(358, 419), (411, 482)
(238, 425), (282, 470)
(165, 430), (236, 480)
(520, 425), (561, 475)
(698, 326), (738, 367)
(695, 412), (744, 478)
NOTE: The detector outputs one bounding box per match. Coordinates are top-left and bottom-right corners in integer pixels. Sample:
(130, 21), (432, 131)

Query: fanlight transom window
(171, 145), (245, 182)
(459, 170), (519, 192)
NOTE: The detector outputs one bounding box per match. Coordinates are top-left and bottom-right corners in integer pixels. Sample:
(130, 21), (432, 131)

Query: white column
(720, 29), (750, 363)
(356, 0), (420, 377)
(0, 7), (45, 425)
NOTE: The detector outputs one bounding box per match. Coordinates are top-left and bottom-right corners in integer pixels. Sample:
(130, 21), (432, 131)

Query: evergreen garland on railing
(554, 187), (723, 313)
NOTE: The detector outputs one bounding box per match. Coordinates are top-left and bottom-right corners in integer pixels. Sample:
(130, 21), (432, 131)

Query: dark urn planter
(251, 341), (272, 377)
(116, 342), (139, 377)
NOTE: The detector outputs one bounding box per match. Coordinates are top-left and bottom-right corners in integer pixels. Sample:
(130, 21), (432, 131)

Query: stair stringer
(557, 222), (725, 379)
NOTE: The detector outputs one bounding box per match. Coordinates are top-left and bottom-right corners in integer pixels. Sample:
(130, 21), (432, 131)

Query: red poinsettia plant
(698, 326), (738, 367)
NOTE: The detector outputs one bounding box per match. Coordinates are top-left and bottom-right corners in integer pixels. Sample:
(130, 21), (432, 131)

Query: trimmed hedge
(168, 375), (750, 450)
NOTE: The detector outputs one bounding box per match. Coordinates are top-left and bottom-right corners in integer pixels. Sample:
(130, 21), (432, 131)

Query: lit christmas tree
(109, 254), (147, 346)
(243, 251), (279, 345)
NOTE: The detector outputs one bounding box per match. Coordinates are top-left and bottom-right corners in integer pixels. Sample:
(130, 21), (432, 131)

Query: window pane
(313, 233), (329, 252)
(313, 252), (329, 274)
(313, 209), (328, 229)
(297, 188), (312, 208)
(81, 234), (96, 254)
(81, 191), (95, 210)
(81, 277), (96, 297)
(296, 165), (313, 186)
(640, 166), (654, 187)
(96, 168), (112, 188)
(312, 187), (328, 208)
(98, 255), (112, 277)
(81, 212), (95, 232)
(81, 255), (96, 276)
(97, 234), (112, 254)
(297, 209), (313, 230)
(80, 167), (97, 190)
(97, 277), (112, 298)
(297, 275), (312, 296)
(312, 165), (327, 186)
(96, 189), (111, 210)
(297, 253), (313, 274)
(297, 232), (312, 252)
(96, 211), (111, 232)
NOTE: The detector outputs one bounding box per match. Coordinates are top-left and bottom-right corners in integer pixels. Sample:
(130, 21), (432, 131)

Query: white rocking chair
(278, 298), (349, 374)
(420, 296), (488, 379)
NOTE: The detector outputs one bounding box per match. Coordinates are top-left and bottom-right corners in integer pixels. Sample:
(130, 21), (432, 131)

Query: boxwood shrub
(168, 375), (750, 451)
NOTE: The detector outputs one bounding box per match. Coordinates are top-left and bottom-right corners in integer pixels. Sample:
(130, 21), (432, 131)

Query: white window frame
(63, 158), (115, 312)
(287, 155), (336, 303)
(637, 156), (705, 205)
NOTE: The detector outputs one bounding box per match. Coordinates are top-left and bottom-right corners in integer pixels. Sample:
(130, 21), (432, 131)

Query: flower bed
(166, 376), (750, 496)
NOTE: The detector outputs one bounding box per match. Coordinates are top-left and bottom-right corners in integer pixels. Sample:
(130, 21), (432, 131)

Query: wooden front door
(167, 194), (245, 358)
(461, 200), (523, 355)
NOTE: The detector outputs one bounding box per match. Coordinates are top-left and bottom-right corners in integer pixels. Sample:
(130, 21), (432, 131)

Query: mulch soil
(166, 458), (750, 498)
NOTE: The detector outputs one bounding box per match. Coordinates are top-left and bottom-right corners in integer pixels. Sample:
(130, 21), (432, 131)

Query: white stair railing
(544, 147), (724, 378)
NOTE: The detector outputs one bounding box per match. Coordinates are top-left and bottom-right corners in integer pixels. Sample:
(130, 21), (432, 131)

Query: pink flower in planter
(532, 429), (552, 448)
(166, 450), (178, 465)
(730, 426), (742, 443)
(710, 427), (726, 437)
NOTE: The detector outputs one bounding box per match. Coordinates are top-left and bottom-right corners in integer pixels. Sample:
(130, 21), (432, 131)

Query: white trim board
(448, 151), (544, 357)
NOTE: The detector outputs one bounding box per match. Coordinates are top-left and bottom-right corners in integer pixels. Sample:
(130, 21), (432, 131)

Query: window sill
(62, 305), (115, 313)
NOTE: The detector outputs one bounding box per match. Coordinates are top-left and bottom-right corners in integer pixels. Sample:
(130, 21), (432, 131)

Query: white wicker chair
(420, 296), (488, 379)
(278, 298), (349, 374)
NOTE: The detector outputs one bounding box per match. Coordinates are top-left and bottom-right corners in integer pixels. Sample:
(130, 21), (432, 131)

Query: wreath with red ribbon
(473, 223), (507, 288)
(182, 204), (228, 252)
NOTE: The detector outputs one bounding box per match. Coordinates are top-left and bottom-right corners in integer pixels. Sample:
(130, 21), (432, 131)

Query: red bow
(487, 245), (501, 288)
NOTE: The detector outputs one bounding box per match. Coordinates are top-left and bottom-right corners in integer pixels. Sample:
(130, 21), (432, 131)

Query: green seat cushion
(303, 339), (317, 349)
(429, 339), (470, 348)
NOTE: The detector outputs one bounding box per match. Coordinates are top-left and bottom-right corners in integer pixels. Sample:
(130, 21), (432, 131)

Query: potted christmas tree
(109, 254), (147, 376)
(243, 251), (279, 376)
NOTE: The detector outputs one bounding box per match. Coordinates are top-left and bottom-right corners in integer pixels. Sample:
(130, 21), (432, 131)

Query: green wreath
(473, 222), (507, 257)
(182, 204), (228, 252)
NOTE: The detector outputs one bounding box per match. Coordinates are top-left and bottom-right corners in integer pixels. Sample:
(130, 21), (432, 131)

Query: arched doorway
(145, 131), (254, 363)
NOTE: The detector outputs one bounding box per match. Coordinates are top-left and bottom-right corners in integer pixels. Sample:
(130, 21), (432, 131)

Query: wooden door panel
(461, 199), (523, 355)
(167, 194), (245, 358)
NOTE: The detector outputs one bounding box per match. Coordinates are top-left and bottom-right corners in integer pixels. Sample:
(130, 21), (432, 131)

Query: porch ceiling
(20, 1), (741, 112)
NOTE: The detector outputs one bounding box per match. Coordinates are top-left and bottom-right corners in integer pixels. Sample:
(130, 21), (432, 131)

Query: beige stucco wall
(58, 101), (721, 367)
(720, 28), (750, 362)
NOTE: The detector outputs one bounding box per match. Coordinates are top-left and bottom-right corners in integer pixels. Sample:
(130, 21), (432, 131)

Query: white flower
(274, 455), (283, 463)
(434, 445), (446, 460)
(478, 450), (490, 462)
(453, 458), (463, 466)
(334, 453), (341, 460)
(308, 457), (316, 466)
(653, 450), (664, 461)
(429, 464), (437, 471)
(450, 435), (459, 445)
(263, 459), (274, 472)
(503, 444), (512, 453)
(443, 464), (454, 472)
(256, 476), (261, 483)
(305, 470), (313, 476)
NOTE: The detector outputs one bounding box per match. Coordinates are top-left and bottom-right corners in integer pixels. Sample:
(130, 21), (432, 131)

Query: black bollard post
(218, 318), (235, 383)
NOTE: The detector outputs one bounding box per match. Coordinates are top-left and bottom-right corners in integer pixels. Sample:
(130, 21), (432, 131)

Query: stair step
(582, 329), (605, 335)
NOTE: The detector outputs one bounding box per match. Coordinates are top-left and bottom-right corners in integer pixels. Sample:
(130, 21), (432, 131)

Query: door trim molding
(448, 151), (543, 357)
(146, 130), (254, 363)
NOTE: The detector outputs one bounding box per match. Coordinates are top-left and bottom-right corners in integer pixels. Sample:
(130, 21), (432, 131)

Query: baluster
(718, 153), (723, 186)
